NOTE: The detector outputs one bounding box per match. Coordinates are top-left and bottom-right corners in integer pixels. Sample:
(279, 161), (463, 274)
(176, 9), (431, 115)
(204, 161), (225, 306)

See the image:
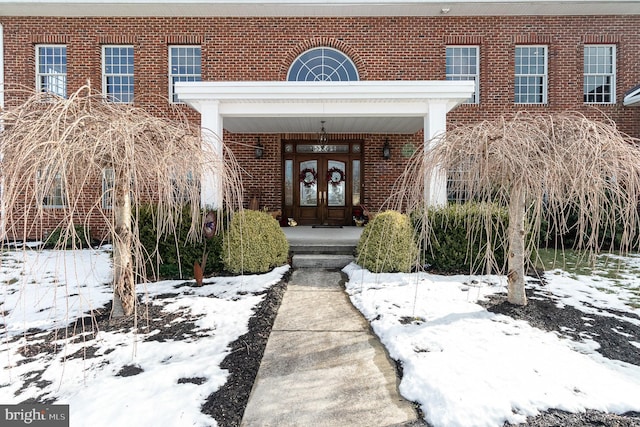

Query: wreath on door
(299, 168), (317, 187)
(327, 167), (345, 186)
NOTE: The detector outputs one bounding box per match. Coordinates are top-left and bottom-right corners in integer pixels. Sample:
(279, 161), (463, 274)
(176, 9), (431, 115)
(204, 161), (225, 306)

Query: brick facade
(1, 14), (639, 239)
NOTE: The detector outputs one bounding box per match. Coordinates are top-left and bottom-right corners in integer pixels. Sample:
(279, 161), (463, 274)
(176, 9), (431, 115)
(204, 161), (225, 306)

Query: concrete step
(289, 244), (355, 255)
(292, 254), (355, 269)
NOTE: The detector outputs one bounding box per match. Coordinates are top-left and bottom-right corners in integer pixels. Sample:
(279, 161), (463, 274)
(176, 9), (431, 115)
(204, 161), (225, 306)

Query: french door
(297, 155), (349, 225)
(283, 141), (363, 226)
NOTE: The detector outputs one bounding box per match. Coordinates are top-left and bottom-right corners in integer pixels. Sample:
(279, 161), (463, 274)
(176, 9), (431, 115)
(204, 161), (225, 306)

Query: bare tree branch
(386, 112), (640, 305)
(0, 85), (243, 317)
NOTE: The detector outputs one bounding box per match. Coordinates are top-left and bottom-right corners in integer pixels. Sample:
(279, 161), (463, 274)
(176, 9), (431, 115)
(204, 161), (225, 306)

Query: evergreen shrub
(414, 202), (508, 274)
(356, 210), (418, 273)
(43, 225), (92, 249)
(137, 205), (223, 280)
(222, 209), (289, 274)
(539, 202), (640, 252)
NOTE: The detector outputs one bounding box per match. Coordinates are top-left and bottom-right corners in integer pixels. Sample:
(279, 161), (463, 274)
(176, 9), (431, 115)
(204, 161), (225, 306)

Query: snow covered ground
(2, 247), (640, 427)
(344, 255), (640, 427)
(1, 247), (288, 426)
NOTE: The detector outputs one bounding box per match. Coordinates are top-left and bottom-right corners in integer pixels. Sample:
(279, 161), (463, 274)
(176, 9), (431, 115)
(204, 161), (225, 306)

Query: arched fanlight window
(287, 47), (359, 81)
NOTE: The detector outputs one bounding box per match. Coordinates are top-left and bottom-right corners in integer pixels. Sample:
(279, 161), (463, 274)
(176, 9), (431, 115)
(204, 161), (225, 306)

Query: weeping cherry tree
(389, 113), (640, 305)
(0, 85), (243, 317)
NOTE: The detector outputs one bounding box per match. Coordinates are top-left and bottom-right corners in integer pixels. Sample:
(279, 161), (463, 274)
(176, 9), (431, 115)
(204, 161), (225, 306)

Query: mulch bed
(200, 274), (288, 426)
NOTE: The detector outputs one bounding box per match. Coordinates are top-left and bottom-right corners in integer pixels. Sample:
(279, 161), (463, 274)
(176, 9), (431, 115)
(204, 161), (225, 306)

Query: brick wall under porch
(3, 132), (417, 241)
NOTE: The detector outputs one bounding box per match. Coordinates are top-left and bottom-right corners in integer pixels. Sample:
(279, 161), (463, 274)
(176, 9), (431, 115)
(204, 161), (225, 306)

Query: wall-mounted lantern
(382, 138), (391, 160)
(255, 137), (264, 159)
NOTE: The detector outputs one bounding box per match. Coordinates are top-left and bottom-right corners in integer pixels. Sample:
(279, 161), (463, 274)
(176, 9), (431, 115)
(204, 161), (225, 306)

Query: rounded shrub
(222, 209), (289, 274)
(356, 210), (418, 273)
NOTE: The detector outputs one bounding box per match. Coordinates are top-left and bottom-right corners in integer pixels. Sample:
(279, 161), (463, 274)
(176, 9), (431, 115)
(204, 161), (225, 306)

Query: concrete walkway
(241, 268), (420, 427)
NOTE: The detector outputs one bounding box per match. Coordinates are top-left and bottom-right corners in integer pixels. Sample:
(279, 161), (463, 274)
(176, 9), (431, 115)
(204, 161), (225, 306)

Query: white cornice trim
(1, 0), (639, 17)
(176, 81), (475, 103)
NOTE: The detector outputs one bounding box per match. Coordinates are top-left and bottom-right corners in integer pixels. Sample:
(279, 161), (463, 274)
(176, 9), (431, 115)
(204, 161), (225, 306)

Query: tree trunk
(507, 185), (528, 306)
(111, 170), (135, 317)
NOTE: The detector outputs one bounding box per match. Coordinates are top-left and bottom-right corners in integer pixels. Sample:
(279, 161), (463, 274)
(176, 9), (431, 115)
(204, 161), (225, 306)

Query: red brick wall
(226, 132), (283, 212)
(1, 15), (639, 238)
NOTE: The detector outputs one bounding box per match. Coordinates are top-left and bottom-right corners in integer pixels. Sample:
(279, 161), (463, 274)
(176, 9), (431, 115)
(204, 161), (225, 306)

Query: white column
(199, 102), (224, 210)
(424, 101), (449, 207)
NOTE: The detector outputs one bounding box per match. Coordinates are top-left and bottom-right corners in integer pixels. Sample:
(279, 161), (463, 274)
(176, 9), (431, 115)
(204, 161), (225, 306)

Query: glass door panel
(327, 160), (346, 207)
(352, 160), (361, 206)
(284, 159), (294, 206)
(299, 160), (318, 207)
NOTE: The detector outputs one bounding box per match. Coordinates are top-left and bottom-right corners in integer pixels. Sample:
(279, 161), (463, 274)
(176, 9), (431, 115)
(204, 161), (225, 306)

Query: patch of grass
(535, 249), (636, 278)
(535, 248), (640, 308)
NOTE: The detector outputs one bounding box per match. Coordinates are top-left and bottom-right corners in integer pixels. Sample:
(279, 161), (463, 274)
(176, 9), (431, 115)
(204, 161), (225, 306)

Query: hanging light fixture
(318, 120), (328, 148)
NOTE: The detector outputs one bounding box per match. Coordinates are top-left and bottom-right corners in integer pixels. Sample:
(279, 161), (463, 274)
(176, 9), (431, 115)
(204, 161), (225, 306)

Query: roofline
(624, 85), (640, 107)
(1, 0), (639, 17)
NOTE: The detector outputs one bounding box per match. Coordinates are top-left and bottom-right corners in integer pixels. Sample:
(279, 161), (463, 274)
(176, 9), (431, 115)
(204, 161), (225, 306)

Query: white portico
(175, 80), (475, 210)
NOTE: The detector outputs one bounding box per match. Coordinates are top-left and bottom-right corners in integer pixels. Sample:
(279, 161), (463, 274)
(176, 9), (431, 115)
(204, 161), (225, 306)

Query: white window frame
(447, 157), (476, 202)
(583, 44), (616, 104)
(168, 45), (202, 103)
(287, 47), (359, 82)
(37, 170), (66, 208)
(445, 45), (479, 104)
(102, 45), (134, 103)
(514, 45), (548, 105)
(36, 44), (67, 98)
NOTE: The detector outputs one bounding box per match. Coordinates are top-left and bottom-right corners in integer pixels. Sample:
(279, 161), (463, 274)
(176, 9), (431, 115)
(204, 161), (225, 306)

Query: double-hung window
(446, 46), (479, 104)
(169, 46), (201, 103)
(515, 45), (547, 104)
(38, 170), (65, 208)
(36, 45), (67, 98)
(584, 45), (616, 104)
(103, 45), (134, 103)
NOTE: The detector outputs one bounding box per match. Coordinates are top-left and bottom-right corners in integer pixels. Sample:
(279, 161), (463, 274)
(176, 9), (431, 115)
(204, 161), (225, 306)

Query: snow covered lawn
(1, 247), (288, 427)
(2, 246), (640, 427)
(344, 258), (640, 427)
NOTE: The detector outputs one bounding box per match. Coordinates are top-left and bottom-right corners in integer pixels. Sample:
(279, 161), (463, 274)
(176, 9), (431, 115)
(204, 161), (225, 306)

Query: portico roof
(624, 84), (640, 107)
(174, 80), (475, 134)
